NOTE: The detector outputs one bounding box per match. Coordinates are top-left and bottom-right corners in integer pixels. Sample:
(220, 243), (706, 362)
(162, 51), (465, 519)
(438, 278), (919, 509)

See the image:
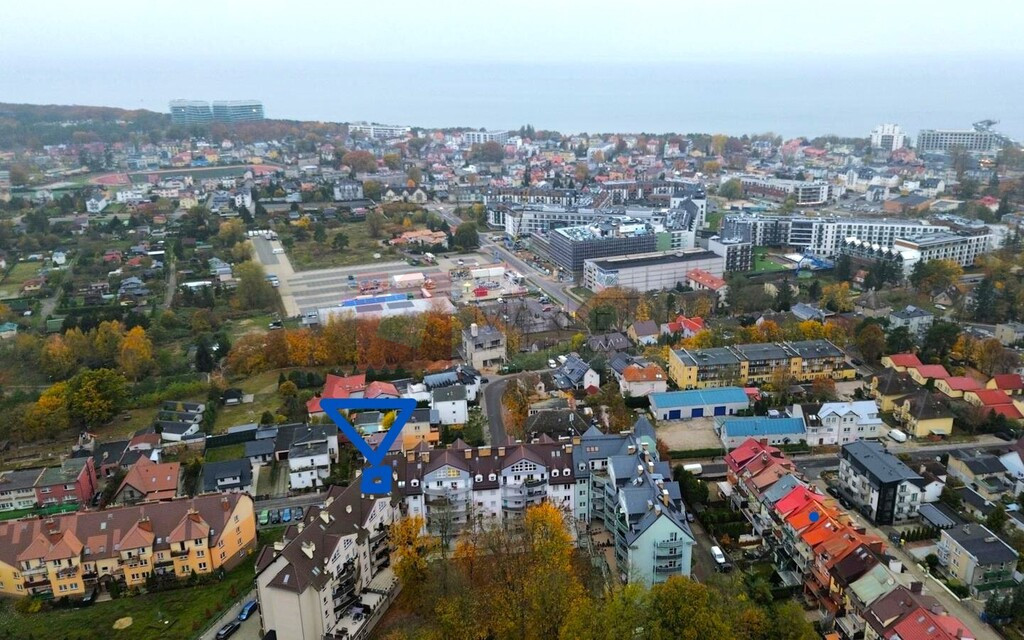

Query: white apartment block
(892, 231), (992, 268)
(916, 129), (1001, 153)
(583, 249), (724, 293)
(347, 122), (411, 139)
(463, 130), (510, 145)
(732, 174), (833, 205)
(792, 401), (886, 446)
(838, 441), (923, 526)
(870, 124), (908, 152)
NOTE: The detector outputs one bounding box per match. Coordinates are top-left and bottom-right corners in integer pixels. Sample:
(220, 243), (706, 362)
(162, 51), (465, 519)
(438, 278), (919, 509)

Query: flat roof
(586, 250), (720, 271)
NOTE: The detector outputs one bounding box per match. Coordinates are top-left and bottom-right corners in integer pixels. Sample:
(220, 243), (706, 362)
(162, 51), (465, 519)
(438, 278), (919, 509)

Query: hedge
(668, 448), (723, 460)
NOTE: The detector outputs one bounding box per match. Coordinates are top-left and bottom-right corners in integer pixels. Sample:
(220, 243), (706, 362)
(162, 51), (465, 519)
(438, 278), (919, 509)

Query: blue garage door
(691, 407), (704, 418)
(714, 406), (726, 416)
(668, 410), (681, 420)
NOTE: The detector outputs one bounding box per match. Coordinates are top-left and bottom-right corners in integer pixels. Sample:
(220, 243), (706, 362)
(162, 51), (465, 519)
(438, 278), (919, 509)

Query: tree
(773, 278), (793, 311)
(313, 223), (327, 244)
(383, 153), (401, 170)
(332, 232), (350, 250)
(391, 516), (438, 605)
(834, 254), (852, 281)
(909, 259), (963, 293)
(93, 320), (124, 367)
(820, 282), (854, 312)
(807, 279), (822, 301)
(718, 178), (743, 200)
(502, 378), (531, 439)
(67, 368), (128, 429)
(811, 377), (838, 401)
(366, 210), (386, 238)
(117, 326), (154, 381)
(451, 221), (479, 250)
(195, 341), (215, 373)
(469, 141), (505, 163)
(23, 382), (71, 440)
(217, 219), (245, 246)
(975, 338), (1019, 376)
(886, 326), (915, 354)
(406, 166), (422, 185)
(971, 277), (997, 322)
(986, 503), (1008, 533)
(41, 334), (77, 379)
(363, 179), (382, 201)
(649, 576), (735, 640)
(922, 321), (961, 362)
(341, 150), (377, 173)
(855, 324), (886, 362)
(768, 601), (818, 640)
(234, 261), (278, 310)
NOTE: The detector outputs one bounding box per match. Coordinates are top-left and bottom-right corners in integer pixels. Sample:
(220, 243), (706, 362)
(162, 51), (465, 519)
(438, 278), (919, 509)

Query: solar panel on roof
(356, 304), (383, 312)
(388, 300), (414, 309)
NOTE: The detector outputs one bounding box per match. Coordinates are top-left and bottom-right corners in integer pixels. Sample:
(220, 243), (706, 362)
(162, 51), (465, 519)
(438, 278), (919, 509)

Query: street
(481, 376), (512, 444)
(198, 589), (260, 640)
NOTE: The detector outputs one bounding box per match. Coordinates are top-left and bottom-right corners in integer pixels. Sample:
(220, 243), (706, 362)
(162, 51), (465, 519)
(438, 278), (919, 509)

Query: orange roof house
(881, 353), (922, 372)
(113, 458), (180, 505)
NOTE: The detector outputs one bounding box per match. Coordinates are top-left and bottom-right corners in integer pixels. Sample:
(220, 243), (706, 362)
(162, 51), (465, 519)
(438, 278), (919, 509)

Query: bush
(13, 597), (44, 614)
(668, 448), (723, 460)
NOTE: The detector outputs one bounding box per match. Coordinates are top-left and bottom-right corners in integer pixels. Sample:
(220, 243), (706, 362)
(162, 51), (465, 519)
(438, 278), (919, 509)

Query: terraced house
(668, 339), (854, 389)
(0, 493), (256, 599)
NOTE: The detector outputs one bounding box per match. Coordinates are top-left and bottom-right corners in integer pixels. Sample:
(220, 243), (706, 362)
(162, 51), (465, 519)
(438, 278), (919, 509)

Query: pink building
(33, 457), (97, 508)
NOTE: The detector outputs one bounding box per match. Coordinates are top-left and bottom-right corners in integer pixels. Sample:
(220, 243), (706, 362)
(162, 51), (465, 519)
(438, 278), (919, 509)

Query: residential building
(582, 249), (724, 293)
(463, 129), (510, 145)
(916, 128), (1002, 153)
(892, 391), (954, 437)
(111, 458), (181, 505)
(33, 458), (97, 507)
(668, 340), (853, 389)
(994, 322), (1024, 346)
(934, 376), (984, 399)
(839, 230), (992, 275)
(648, 387), (750, 420)
(347, 121), (411, 139)
(628, 320), (660, 346)
(937, 523), (1019, 600)
(686, 268), (728, 302)
(400, 408), (441, 449)
(542, 217), (657, 275)
(707, 236), (753, 272)
(200, 459), (254, 495)
(888, 306), (933, 336)
(616, 361), (669, 398)
(731, 174), (833, 205)
(660, 314), (704, 338)
(838, 441), (922, 525)
(0, 468), (44, 512)
(792, 401), (886, 446)
(549, 353), (600, 392)
(461, 323), (506, 369)
(721, 213), (948, 257)
(0, 493), (256, 599)
(255, 484), (399, 640)
(288, 441), (331, 490)
(211, 100), (264, 122)
(169, 99), (213, 125)
(946, 450), (1012, 502)
(86, 195), (108, 213)
(431, 385), (468, 425)
(716, 416), (806, 449)
(870, 124), (908, 152)
(307, 373), (367, 416)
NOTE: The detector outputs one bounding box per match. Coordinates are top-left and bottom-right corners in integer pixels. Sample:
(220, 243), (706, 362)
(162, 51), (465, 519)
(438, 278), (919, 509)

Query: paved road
(163, 261), (177, 309)
(255, 492), (327, 514)
(198, 589), (260, 640)
(481, 378), (511, 444)
(250, 236), (300, 317)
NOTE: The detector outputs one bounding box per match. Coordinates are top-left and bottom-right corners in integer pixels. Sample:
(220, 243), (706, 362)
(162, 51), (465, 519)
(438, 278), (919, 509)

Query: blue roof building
(649, 387), (750, 420)
(715, 416), (806, 449)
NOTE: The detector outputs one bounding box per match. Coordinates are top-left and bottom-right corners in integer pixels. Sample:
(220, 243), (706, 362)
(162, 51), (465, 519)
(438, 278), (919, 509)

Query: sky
(1, 1), (1023, 137)
(2, 0), (1022, 64)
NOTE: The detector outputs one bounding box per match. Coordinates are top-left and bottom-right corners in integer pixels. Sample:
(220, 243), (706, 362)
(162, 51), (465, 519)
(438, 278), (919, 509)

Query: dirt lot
(655, 417), (723, 451)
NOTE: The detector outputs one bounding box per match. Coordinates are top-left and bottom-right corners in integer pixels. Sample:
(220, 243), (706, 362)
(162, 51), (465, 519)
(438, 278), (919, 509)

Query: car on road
(272, 247), (284, 254)
(238, 600), (259, 621)
(258, 510), (270, 526)
(281, 507), (292, 523)
(216, 621), (240, 639)
(479, 377), (489, 384)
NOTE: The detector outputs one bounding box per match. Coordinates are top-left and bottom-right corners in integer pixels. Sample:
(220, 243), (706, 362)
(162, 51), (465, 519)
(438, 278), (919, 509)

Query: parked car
(272, 247), (284, 254)
(216, 621), (240, 639)
(258, 510), (270, 526)
(271, 510), (281, 525)
(281, 507), (292, 523)
(710, 546), (727, 566)
(294, 506), (304, 521)
(238, 600), (259, 621)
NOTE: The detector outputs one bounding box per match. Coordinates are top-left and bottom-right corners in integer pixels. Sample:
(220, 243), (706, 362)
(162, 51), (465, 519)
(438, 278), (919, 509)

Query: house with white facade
(791, 400), (886, 446)
(431, 385), (468, 425)
(888, 305), (933, 337)
(838, 441), (922, 525)
(288, 440), (331, 490)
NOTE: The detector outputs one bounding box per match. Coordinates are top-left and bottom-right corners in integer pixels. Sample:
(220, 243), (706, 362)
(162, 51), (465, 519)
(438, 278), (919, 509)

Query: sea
(4, 56), (1024, 141)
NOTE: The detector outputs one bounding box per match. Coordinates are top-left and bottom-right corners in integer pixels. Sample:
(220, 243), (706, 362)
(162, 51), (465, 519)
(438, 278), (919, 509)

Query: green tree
(718, 178), (743, 200)
(341, 150), (378, 173)
(67, 368), (128, 429)
(313, 223), (327, 244)
(234, 261), (278, 310)
(922, 320), (961, 362)
(855, 323), (886, 361)
(332, 232), (350, 250)
(451, 221), (479, 250)
(773, 278), (793, 312)
(363, 179), (382, 201)
(383, 153), (401, 170)
(886, 326), (915, 354)
(834, 254), (852, 281)
(406, 166), (422, 185)
(986, 503), (1008, 533)
(366, 210), (386, 238)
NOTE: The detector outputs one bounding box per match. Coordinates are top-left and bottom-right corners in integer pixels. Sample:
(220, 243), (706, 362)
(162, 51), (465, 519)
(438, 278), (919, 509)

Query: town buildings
(461, 323), (506, 369)
(463, 130), (510, 145)
(916, 128), (1002, 153)
(838, 441), (922, 525)
(582, 249), (724, 293)
(212, 100), (265, 123)
(791, 401), (886, 446)
(0, 493), (256, 599)
(668, 340), (854, 389)
(936, 523), (1019, 600)
(869, 124), (908, 152)
(731, 175), (833, 205)
(541, 218), (657, 275)
(648, 387), (750, 420)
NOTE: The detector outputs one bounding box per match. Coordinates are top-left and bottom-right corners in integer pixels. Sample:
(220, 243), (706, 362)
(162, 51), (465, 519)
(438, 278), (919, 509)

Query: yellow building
(668, 339), (854, 390)
(868, 370), (919, 412)
(0, 493), (255, 599)
(892, 392), (953, 437)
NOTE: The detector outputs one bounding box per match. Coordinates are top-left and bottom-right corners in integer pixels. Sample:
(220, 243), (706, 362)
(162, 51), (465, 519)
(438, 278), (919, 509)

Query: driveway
(481, 377), (511, 444)
(250, 236), (299, 317)
(198, 589), (260, 640)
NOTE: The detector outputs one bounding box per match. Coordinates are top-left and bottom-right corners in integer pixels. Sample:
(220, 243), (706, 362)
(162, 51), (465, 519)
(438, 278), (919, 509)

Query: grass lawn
(214, 370), (286, 433)
(705, 210), (724, 231)
(285, 221), (399, 270)
(569, 286), (593, 300)
(204, 443), (246, 462)
(0, 262), (42, 298)
(0, 533), (276, 640)
(751, 247), (791, 273)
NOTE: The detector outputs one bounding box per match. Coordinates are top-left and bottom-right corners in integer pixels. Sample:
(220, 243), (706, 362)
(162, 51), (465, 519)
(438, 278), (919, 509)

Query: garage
(714, 406), (727, 416)
(690, 408), (704, 418)
(649, 387), (751, 423)
(668, 410), (681, 420)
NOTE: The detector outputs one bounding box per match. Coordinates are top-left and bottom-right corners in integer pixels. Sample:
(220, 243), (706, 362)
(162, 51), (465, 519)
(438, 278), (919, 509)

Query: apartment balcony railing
(654, 564), (680, 574)
(21, 566), (47, 578)
(56, 566), (81, 580)
(423, 486), (470, 498)
(170, 548), (189, 558)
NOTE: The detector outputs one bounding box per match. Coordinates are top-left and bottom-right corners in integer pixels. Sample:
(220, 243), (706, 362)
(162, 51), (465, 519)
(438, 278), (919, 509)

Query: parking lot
(655, 417), (724, 451)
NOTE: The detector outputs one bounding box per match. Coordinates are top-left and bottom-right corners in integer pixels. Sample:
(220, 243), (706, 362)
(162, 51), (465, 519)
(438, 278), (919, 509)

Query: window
(198, 562), (207, 571)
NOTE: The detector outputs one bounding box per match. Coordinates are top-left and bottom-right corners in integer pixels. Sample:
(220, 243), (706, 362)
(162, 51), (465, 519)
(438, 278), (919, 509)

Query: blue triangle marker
(320, 397), (417, 495)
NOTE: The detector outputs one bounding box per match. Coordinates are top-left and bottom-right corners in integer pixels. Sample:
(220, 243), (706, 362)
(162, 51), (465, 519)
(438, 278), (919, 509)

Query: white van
(710, 546), (727, 566)
(682, 463), (703, 476)
(887, 429), (908, 443)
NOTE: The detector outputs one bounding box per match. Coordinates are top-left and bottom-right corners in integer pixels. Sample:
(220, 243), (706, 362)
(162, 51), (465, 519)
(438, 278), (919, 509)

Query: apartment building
(838, 441), (922, 525)
(461, 323), (506, 369)
(499, 205), (595, 237)
(731, 175), (833, 205)
(169, 99), (213, 125)
(33, 458), (97, 508)
(542, 217), (657, 274)
(582, 249), (724, 293)
(707, 236), (754, 272)
(721, 213), (948, 257)
(937, 523), (1019, 600)
(463, 129), (510, 145)
(791, 401), (886, 446)
(0, 468), (44, 512)
(668, 339), (854, 389)
(888, 305), (933, 336)
(0, 493), (256, 599)
(347, 122), (411, 139)
(211, 100), (264, 123)
(870, 123), (908, 152)
(916, 128), (1001, 153)
(256, 485), (399, 640)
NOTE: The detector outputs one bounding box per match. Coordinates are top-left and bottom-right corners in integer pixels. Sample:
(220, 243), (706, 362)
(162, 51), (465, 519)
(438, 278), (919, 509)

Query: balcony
(56, 566), (81, 580)
(524, 478), (545, 489)
(502, 503), (525, 512)
(654, 564), (679, 574)
(170, 548), (189, 558)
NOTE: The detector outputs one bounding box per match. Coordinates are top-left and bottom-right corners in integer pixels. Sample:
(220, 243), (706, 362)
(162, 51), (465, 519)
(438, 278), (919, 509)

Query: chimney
(661, 489), (670, 506)
(910, 581), (923, 594)
(470, 323), (478, 337)
(564, 444), (572, 454)
(301, 541), (315, 559)
(647, 461), (654, 473)
(406, 451), (415, 462)
(273, 541), (285, 552)
(221, 496), (230, 511)
(572, 436), (581, 445)
(420, 452), (430, 463)
(759, 438), (767, 447)
(324, 496), (335, 508)
(320, 510), (330, 524)
(297, 521), (304, 534)
(628, 444), (636, 455)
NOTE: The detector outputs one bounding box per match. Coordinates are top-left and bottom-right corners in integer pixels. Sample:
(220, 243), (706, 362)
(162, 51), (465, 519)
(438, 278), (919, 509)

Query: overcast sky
(2, 0), (1021, 64)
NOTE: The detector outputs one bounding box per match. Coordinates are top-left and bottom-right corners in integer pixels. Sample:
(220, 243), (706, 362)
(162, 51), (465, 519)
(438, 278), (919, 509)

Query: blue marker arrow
(320, 397), (417, 495)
